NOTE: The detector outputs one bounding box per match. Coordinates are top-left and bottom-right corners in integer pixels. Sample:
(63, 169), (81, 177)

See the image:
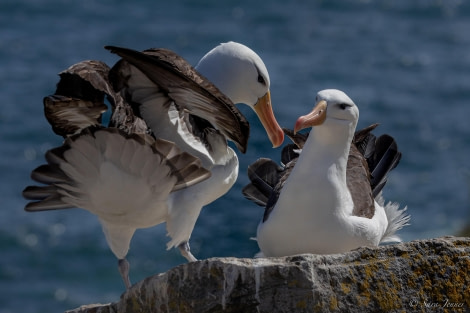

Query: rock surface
(67, 237), (470, 313)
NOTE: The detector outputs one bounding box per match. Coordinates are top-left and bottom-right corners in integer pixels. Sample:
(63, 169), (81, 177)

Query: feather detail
(105, 46), (250, 153)
(44, 60), (148, 138)
(23, 128), (210, 213)
(242, 158), (283, 207)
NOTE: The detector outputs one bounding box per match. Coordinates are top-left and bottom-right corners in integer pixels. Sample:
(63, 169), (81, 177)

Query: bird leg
(178, 241), (197, 262)
(118, 258), (132, 289)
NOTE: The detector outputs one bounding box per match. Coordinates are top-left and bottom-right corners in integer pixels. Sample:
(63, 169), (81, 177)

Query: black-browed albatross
(23, 42), (284, 288)
(243, 89), (409, 257)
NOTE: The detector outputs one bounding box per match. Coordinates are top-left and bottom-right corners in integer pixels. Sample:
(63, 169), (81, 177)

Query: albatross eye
(257, 73), (266, 85)
(339, 103), (349, 110)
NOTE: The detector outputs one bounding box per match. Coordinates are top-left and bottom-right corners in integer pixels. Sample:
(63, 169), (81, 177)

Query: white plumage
(23, 42), (284, 288)
(244, 89), (409, 257)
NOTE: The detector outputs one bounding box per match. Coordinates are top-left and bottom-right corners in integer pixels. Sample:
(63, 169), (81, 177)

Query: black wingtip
(104, 45), (117, 52)
(104, 45), (132, 56)
(369, 134), (402, 195)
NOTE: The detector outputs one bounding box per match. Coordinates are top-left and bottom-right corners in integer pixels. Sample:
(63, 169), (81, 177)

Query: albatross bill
(253, 91), (284, 148)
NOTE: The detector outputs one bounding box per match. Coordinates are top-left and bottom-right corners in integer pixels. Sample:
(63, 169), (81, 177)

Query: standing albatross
(23, 42), (284, 288)
(243, 89), (409, 257)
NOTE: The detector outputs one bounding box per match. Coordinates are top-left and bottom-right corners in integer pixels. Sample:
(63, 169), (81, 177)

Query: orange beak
(294, 100), (327, 134)
(253, 91), (284, 148)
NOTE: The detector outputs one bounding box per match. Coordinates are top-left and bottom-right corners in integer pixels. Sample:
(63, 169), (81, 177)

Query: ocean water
(1, 0), (470, 312)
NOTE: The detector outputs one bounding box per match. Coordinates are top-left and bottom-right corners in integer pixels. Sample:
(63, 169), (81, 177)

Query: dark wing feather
(263, 160), (296, 222)
(242, 158), (284, 206)
(350, 126), (402, 212)
(347, 144), (375, 218)
(279, 128), (308, 165)
(45, 61), (109, 137)
(353, 123), (379, 157)
(45, 60), (148, 137)
(105, 46), (250, 153)
(368, 134), (402, 197)
(243, 129), (301, 221)
(280, 144), (300, 166)
(243, 124), (402, 221)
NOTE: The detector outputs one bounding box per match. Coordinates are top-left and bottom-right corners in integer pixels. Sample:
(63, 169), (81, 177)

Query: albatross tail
(377, 194), (410, 243)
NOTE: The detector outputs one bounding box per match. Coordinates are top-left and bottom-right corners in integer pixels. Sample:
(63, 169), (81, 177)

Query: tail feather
(378, 194), (410, 243)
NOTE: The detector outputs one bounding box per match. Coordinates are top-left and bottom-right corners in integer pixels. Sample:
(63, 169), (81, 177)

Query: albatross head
(294, 89), (359, 137)
(196, 41), (284, 148)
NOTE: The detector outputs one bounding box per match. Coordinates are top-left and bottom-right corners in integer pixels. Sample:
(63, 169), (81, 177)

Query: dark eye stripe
(255, 65), (267, 86)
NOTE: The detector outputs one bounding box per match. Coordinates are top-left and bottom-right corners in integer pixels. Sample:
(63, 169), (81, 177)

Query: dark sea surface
(1, 0), (470, 312)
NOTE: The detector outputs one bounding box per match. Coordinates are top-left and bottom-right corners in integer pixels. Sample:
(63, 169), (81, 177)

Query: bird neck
(303, 121), (355, 176)
(274, 122), (355, 222)
(282, 120), (356, 208)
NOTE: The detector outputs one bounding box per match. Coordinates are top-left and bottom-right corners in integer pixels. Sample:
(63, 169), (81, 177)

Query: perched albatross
(243, 89), (409, 257)
(23, 42), (284, 288)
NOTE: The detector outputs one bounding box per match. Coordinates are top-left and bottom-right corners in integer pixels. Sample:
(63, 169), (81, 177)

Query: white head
(295, 89), (359, 131)
(196, 41), (270, 106)
(196, 41), (283, 147)
(294, 89), (359, 145)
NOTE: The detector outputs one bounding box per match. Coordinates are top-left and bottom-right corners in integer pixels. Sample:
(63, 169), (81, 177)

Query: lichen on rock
(66, 236), (470, 313)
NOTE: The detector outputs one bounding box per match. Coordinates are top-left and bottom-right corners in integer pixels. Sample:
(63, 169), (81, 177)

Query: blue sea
(1, 0), (470, 312)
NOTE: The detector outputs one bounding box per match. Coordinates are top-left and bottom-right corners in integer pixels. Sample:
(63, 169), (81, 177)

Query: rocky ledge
(67, 236), (469, 313)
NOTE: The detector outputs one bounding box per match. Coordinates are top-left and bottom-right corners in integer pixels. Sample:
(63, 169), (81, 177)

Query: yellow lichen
(351, 258), (407, 311)
(329, 295), (338, 311)
(340, 282), (351, 294)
